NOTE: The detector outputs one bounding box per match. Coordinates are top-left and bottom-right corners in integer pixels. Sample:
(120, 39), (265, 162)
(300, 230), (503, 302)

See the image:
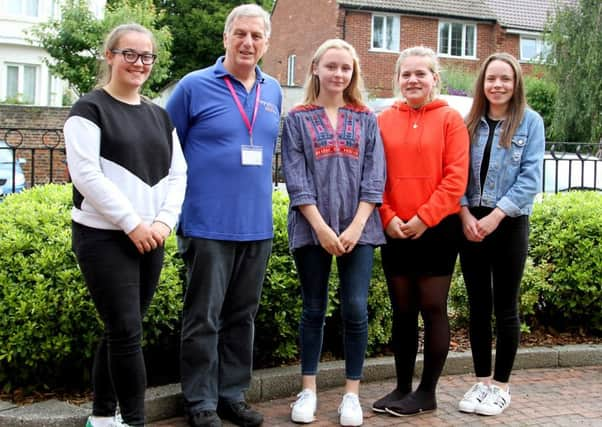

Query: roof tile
(337, 0), (577, 32)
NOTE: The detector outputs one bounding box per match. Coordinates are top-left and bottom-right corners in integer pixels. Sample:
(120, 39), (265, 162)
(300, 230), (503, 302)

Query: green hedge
(450, 191), (602, 334)
(529, 192), (602, 332)
(1, 185), (600, 392)
(256, 191), (392, 366)
(0, 185), (391, 391)
(0, 185), (184, 392)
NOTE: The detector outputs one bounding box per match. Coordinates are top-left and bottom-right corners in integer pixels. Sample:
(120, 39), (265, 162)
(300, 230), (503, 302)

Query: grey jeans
(178, 236), (272, 415)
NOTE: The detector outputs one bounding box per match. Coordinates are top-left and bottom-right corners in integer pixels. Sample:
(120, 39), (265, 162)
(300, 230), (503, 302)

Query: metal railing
(543, 142), (602, 193)
(0, 128), (68, 197)
(1, 127), (600, 196)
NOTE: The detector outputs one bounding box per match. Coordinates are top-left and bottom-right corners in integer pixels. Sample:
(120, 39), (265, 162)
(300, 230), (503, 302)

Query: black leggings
(386, 274), (452, 395)
(459, 208), (529, 383)
(72, 222), (164, 426)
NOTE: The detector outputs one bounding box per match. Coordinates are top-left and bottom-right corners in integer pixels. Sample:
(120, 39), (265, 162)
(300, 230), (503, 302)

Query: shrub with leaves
(440, 65), (475, 97)
(256, 191), (393, 365)
(0, 184), (183, 392)
(530, 192), (602, 332)
(525, 75), (559, 141)
(5, 185), (598, 392)
(449, 259), (552, 333)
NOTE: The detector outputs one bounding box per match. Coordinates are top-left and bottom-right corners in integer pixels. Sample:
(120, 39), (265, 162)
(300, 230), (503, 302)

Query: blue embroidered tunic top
(281, 104), (386, 250)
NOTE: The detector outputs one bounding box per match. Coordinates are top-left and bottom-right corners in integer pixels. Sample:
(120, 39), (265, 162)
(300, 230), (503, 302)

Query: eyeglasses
(111, 49), (157, 65)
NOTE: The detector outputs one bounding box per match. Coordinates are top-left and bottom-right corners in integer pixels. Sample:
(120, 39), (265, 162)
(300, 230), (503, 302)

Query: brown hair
(96, 23), (156, 88)
(465, 52), (526, 148)
(302, 39), (365, 107)
(393, 46), (441, 102)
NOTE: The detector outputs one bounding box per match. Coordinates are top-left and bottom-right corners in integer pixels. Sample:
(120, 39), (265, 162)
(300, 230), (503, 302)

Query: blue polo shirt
(166, 57), (282, 241)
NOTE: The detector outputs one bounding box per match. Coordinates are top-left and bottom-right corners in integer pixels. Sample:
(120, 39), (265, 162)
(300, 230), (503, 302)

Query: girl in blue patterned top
(281, 39), (385, 426)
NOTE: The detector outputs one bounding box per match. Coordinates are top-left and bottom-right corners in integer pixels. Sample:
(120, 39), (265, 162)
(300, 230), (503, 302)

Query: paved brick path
(150, 366), (602, 426)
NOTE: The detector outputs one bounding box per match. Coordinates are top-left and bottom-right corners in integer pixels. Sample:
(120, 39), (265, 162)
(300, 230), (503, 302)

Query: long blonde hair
(302, 39), (365, 107)
(96, 23), (156, 89)
(393, 46), (441, 102)
(465, 52), (526, 148)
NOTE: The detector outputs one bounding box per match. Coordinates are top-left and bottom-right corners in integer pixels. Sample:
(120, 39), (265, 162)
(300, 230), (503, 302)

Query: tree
(28, 0), (172, 97)
(152, 0), (273, 82)
(545, 0), (602, 143)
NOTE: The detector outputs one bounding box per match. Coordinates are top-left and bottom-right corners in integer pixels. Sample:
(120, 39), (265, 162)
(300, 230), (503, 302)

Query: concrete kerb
(1, 344), (600, 427)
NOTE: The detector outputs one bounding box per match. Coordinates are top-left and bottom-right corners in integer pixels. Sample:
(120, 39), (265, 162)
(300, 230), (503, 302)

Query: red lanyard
(224, 76), (261, 145)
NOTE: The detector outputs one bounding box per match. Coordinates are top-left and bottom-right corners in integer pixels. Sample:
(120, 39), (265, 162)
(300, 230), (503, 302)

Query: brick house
(262, 0), (575, 98)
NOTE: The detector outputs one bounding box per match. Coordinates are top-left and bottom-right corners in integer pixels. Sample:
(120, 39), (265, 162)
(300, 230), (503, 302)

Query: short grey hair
(224, 3), (271, 39)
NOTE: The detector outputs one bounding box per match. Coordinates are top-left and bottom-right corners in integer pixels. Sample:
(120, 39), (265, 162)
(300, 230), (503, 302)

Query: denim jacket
(461, 108), (545, 216)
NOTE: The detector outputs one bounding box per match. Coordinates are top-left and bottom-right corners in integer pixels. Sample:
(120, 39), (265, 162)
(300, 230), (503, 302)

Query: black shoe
(188, 410), (222, 427)
(384, 390), (437, 417)
(217, 400), (263, 427)
(371, 388), (409, 413)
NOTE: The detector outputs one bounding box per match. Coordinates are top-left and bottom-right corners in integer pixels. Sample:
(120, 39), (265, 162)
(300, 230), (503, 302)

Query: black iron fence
(0, 128), (68, 197)
(543, 142), (602, 193)
(1, 126), (601, 197)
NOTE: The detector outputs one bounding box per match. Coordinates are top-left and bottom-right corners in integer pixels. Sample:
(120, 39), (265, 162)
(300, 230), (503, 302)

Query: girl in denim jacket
(458, 53), (545, 417)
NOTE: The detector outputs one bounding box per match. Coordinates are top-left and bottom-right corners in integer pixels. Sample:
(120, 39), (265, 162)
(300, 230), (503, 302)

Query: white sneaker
(458, 382), (490, 413)
(338, 392), (363, 426)
(85, 416), (130, 427)
(291, 388), (317, 423)
(475, 384), (511, 416)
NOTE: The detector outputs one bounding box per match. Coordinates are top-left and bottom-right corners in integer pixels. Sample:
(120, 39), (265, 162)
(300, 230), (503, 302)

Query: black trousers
(178, 237), (272, 415)
(72, 221), (164, 426)
(459, 207), (529, 383)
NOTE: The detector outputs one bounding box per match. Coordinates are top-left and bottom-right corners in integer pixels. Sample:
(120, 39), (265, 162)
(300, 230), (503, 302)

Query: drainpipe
(341, 7), (347, 40)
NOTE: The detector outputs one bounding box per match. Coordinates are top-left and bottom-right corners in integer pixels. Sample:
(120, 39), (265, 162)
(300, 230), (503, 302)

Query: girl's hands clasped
(128, 221), (172, 254)
(315, 225), (346, 256)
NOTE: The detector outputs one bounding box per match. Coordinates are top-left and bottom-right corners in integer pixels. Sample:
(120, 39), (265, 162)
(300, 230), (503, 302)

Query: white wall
(0, 0), (105, 106)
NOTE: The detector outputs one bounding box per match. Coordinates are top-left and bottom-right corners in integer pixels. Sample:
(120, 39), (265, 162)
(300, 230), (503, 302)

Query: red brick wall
(263, 0), (339, 86)
(0, 105), (70, 186)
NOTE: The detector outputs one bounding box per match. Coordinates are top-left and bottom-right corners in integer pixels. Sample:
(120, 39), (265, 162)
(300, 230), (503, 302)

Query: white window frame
(519, 34), (551, 62)
(287, 54), (296, 86)
(370, 13), (400, 52)
(2, 0), (40, 17)
(437, 20), (477, 59)
(5, 63), (39, 104)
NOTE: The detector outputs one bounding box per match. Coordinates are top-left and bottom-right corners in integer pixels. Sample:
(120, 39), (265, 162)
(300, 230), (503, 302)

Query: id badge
(241, 145), (263, 166)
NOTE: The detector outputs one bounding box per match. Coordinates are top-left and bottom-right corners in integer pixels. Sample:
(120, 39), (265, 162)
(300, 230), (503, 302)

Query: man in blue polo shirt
(166, 4), (282, 427)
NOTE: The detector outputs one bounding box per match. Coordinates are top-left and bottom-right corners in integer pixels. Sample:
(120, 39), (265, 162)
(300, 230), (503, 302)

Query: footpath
(1, 345), (601, 427)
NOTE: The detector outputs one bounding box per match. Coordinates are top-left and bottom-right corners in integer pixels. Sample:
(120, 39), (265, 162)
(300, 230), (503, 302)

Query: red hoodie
(378, 99), (469, 228)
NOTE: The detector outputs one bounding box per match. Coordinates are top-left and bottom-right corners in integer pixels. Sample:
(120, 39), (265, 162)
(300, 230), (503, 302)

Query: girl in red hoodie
(372, 46), (469, 417)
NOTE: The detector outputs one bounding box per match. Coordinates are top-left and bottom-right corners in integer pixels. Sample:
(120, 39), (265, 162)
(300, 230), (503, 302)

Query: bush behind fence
(0, 184), (601, 393)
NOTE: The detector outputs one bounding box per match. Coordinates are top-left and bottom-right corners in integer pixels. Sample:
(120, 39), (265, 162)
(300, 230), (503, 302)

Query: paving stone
(150, 365), (602, 426)
(3, 345), (602, 426)
(0, 399), (88, 427)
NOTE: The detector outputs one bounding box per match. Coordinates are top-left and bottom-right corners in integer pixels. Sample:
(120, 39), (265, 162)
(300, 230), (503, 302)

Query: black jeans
(178, 237), (272, 415)
(459, 207), (529, 383)
(72, 221), (164, 426)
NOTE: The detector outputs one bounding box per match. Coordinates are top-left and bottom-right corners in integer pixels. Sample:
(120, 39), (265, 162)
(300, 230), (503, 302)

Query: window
(5, 64), (38, 104)
(287, 54), (296, 86)
(371, 14), (400, 51)
(3, 0), (39, 17)
(438, 21), (476, 58)
(520, 35), (550, 61)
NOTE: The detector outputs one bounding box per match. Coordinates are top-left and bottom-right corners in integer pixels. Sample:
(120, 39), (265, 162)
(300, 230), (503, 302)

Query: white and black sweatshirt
(64, 89), (187, 234)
